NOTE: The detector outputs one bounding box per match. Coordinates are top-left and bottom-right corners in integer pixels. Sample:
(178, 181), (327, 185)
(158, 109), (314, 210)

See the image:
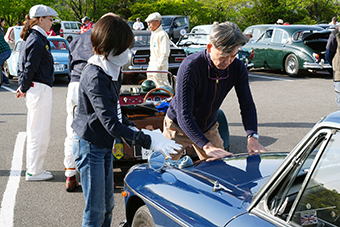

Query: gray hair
(209, 22), (247, 55)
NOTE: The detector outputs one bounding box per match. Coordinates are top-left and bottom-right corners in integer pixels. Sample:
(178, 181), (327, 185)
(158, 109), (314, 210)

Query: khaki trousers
(163, 116), (223, 160)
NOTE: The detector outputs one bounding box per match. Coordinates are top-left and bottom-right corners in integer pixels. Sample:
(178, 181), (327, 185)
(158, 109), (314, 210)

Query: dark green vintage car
(244, 25), (332, 76)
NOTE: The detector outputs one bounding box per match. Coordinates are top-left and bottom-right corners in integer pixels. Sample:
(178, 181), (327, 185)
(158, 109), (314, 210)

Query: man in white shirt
(133, 17), (144, 30)
(145, 12), (170, 87)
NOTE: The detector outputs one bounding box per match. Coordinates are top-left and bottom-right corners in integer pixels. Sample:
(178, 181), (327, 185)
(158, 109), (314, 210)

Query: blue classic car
(4, 37), (70, 79)
(121, 111), (340, 226)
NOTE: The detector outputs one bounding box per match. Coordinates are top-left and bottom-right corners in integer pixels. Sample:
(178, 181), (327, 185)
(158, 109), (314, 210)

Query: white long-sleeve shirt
(148, 25), (170, 70)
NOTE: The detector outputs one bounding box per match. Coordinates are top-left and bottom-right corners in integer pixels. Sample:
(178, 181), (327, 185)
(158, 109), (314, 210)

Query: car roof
(133, 30), (151, 35)
(162, 15), (186, 18)
(267, 24), (324, 31)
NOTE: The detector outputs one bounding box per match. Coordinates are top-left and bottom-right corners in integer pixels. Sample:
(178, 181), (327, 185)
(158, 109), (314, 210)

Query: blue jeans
(0, 49), (11, 66)
(2, 71), (9, 83)
(335, 82), (340, 110)
(73, 134), (114, 227)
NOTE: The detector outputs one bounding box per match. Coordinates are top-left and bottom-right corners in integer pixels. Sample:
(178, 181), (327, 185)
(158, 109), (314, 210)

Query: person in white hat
(276, 19), (283, 25)
(133, 17), (144, 30)
(80, 16), (93, 34)
(16, 4), (57, 181)
(145, 12), (170, 87)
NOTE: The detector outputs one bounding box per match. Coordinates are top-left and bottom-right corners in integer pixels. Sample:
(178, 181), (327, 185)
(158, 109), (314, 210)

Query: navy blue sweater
(68, 28), (93, 82)
(167, 50), (257, 148)
(18, 29), (54, 92)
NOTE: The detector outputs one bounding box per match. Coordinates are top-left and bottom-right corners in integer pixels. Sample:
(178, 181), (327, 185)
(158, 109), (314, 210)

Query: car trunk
(303, 30), (331, 58)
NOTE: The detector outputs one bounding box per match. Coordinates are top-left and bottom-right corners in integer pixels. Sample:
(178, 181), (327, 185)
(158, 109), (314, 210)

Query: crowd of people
(8, 4), (340, 226)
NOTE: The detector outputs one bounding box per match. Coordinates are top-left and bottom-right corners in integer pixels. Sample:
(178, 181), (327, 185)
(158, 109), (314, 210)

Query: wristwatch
(247, 133), (259, 140)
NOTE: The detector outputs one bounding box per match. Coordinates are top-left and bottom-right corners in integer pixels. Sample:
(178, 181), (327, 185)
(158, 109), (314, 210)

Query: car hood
(125, 152), (287, 226)
(191, 153), (288, 198)
(52, 51), (68, 63)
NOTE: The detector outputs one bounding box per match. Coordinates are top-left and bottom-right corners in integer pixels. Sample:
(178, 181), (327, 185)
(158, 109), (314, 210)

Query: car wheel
(4, 61), (13, 79)
(284, 54), (300, 77)
(131, 205), (155, 227)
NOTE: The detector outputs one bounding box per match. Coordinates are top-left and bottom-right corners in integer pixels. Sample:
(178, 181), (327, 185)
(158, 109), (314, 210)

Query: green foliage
(0, 0), (340, 33)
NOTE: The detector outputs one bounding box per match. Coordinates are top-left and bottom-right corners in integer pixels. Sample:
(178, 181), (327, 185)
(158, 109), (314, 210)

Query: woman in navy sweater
(16, 4), (57, 181)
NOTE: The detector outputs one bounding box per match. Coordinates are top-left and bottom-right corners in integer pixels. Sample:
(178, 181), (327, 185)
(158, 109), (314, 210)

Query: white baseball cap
(145, 12), (161, 22)
(29, 4), (58, 18)
(276, 19), (283, 24)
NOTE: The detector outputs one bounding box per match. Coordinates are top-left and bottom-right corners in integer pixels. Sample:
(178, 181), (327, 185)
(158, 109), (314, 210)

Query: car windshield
(292, 29), (323, 42)
(161, 18), (173, 27)
(50, 40), (68, 51)
(178, 34), (209, 46)
(134, 34), (151, 46)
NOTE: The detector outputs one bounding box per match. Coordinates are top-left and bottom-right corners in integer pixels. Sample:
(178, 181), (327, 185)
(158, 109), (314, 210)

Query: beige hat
(145, 12), (161, 22)
(29, 4), (57, 18)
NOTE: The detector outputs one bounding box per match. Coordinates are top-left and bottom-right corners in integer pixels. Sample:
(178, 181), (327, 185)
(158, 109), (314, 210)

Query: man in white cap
(276, 19), (283, 25)
(133, 17), (144, 30)
(80, 16), (93, 34)
(16, 4), (58, 181)
(145, 12), (170, 87)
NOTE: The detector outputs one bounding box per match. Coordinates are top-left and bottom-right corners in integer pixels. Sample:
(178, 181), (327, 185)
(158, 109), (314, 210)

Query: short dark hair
(333, 17), (338, 22)
(91, 15), (134, 59)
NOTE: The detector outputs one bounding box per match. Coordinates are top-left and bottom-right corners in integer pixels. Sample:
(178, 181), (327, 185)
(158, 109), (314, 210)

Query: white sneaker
(26, 171), (53, 181)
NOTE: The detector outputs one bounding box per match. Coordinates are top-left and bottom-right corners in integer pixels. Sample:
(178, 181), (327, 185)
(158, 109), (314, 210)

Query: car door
(172, 16), (190, 39)
(10, 40), (21, 76)
(266, 28), (289, 69)
(250, 29), (273, 68)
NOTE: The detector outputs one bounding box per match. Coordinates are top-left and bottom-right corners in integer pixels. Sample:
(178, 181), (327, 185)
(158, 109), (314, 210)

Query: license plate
(54, 64), (64, 72)
(142, 148), (153, 159)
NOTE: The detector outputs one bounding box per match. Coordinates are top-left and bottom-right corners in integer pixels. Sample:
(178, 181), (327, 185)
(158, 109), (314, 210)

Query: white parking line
(0, 132), (26, 227)
(249, 74), (294, 81)
(0, 85), (16, 93)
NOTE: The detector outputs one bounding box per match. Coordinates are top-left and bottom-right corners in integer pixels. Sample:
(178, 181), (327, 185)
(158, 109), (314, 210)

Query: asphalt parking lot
(0, 69), (337, 226)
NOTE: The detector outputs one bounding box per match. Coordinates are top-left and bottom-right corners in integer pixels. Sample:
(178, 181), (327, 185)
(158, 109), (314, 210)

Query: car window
(70, 23), (78, 29)
(50, 40), (68, 51)
(176, 17), (188, 27)
(161, 18), (172, 27)
(253, 28), (263, 40)
(291, 131), (340, 226)
(258, 29), (273, 43)
(272, 29), (289, 44)
(178, 34), (209, 46)
(266, 129), (340, 226)
(292, 29), (323, 42)
(64, 23), (70, 29)
(134, 34), (150, 46)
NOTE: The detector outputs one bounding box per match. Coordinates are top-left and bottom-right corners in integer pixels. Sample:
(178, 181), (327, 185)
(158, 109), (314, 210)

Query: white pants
(25, 82), (52, 175)
(147, 62), (169, 87)
(63, 82), (79, 177)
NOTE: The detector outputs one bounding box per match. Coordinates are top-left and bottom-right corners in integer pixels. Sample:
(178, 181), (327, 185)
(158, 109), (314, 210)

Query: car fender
(124, 164), (249, 227)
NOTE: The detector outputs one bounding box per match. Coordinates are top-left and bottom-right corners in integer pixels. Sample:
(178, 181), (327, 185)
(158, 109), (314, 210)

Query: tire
(284, 54), (300, 77)
(132, 205), (155, 227)
(4, 61), (13, 79)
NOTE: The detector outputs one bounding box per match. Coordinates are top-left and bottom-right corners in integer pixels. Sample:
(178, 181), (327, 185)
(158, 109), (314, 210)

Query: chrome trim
(303, 61), (332, 69)
(125, 182), (192, 227)
(128, 63), (181, 70)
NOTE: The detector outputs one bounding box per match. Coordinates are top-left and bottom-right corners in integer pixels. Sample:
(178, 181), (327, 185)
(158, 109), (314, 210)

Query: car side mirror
(148, 151), (165, 171)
